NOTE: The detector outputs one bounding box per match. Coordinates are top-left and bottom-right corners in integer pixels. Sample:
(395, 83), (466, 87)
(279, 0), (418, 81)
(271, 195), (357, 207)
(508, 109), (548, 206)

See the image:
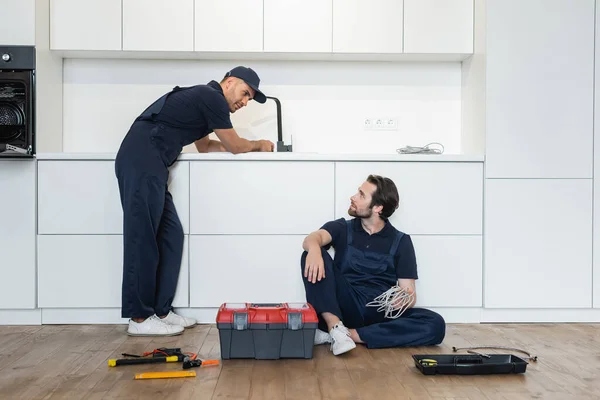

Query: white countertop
(36, 152), (484, 162)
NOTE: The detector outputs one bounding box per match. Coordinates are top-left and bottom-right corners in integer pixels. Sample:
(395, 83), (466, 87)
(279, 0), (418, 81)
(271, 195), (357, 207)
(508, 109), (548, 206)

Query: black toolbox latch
(287, 312), (303, 330)
(233, 312), (248, 330)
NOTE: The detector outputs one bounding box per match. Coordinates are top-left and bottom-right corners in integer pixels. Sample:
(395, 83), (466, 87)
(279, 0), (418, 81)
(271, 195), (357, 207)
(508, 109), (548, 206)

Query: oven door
(0, 70), (34, 157)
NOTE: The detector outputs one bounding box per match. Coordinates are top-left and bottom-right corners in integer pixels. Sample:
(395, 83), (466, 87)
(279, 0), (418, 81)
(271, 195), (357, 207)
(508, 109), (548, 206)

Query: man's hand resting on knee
(305, 250), (325, 283)
(302, 229), (333, 284)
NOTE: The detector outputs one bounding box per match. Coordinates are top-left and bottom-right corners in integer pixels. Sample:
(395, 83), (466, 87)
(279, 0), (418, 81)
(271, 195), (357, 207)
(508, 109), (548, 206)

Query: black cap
(225, 66), (266, 104)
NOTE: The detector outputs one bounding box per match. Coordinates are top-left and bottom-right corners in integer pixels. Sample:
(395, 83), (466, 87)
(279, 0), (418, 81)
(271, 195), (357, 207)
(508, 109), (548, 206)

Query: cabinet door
(50, 0), (122, 50)
(333, 0), (403, 53)
(412, 236), (482, 307)
(38, 161), (189, 234)
(264, 0), (332, 52)
(189, 235), (306, 307)
(123, 0), (194, 51)
(0, 0), (35, 46)
(404, 0), (473, 54)
(334, 162), (483, 235)
(0, 161), (36, 309)
(194, 0), (263, 52)
(190, 161), (335, 234)
(595, 1), (600, 308)
(486, 0), (594, 178)
(38, 235), (189, 308)
(485, 179), (592, 308)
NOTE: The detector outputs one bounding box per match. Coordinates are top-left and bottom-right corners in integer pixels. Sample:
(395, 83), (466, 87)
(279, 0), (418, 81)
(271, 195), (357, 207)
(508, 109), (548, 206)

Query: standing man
(115, 66), (274, 336)
(301, 175), (445, 355)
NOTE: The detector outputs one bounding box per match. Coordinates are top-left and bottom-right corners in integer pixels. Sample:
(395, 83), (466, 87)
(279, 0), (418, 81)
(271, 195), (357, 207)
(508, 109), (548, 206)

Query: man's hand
(254, 139), (274, 152)
(392, 280), (416, 310)
(304, 249), (325, 284)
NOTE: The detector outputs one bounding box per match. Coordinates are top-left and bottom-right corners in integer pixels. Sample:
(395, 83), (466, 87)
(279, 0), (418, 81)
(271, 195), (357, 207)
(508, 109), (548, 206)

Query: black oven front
(0, 45), (35, 157)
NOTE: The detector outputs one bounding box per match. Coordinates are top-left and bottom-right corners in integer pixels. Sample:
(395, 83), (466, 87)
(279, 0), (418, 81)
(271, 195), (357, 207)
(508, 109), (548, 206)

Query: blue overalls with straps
(301, 220), (446, 348)
(114, 84), (212, 319)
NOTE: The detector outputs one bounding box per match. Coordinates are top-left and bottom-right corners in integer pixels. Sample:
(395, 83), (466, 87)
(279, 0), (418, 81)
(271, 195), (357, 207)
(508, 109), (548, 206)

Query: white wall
(62, 59), (463, 154)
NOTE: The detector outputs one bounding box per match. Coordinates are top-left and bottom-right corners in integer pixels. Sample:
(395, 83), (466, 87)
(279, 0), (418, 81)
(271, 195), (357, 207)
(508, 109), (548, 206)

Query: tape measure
(419, 358), (438, 367)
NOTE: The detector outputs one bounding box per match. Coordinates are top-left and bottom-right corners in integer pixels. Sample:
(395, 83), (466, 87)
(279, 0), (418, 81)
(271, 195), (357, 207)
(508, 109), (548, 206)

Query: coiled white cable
(366, 285), (415, 319)
(396, 142), (444, 155)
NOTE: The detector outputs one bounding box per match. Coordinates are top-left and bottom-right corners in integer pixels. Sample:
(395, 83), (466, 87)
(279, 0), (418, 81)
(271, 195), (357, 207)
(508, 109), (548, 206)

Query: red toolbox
(216, 302), (319, 360)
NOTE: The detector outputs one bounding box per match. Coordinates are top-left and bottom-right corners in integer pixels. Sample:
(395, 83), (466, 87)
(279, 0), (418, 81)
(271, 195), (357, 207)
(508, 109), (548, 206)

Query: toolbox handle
(453, 355), (483, 366)
(249, 303), (283, 308)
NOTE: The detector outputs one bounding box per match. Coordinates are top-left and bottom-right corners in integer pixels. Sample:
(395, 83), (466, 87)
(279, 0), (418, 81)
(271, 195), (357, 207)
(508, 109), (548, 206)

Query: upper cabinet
(404, 0), (473, 54)
(123, 0), (194, 51)
(0, 0), (35, 46)
(333, 0), (403, 54)
(485, 0), (594, 178)
(50, 0), (121, 51)
(49, 0), (474, 59)
(195, 0), (263, 52)
(264, 0), (333, 53)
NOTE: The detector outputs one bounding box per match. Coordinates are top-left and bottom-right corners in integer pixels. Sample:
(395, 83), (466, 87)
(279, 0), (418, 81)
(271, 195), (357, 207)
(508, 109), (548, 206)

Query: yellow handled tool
(134, 371), (196, 380)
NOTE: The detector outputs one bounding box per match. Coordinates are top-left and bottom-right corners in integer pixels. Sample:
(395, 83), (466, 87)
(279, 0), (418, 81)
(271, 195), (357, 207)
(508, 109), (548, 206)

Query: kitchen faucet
(266, 96), (292, 152)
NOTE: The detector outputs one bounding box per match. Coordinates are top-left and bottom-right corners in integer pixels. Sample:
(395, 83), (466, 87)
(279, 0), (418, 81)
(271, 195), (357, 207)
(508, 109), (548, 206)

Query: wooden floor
(0, 323), (599, 400)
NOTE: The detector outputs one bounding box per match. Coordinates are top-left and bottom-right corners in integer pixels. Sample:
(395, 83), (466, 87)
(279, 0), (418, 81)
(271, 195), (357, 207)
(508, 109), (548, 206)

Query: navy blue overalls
(301, 221), (446, 348)
(115, 83), (226, 319)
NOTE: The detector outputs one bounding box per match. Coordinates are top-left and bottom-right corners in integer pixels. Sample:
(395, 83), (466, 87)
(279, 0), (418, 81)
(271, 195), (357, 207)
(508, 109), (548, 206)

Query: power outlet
(364, 117), (398, 131)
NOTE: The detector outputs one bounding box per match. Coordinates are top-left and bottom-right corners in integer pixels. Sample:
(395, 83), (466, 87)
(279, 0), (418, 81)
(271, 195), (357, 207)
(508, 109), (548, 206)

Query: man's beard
(348, 207), (372, 218)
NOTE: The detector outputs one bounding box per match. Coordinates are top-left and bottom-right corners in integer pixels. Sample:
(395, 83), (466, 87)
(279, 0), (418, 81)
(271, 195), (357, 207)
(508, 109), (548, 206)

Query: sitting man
(300, 174), (446, 355)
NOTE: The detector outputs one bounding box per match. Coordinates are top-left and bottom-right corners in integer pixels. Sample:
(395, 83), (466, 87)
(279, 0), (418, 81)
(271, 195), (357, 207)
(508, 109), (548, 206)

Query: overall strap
(389, 229), (404, 256)
(346, 220), (353, 246)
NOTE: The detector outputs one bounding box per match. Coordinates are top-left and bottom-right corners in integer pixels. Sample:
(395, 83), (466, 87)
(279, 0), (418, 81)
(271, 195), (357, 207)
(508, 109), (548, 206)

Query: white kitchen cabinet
(334, 162), (483, 235)
(189, 161), (334, 234)
(332, 0), (403, 54)
(38, 160), (189, 234)
(0, 0), (35, 46)
(484, 179), (592, 308)
(0, 161), (36, 309)
(594, 0), (600, 308)
(50, 0), (122, 50)
(485, 0), (594, 179)
(123, 0), (194, 51)
(194, 0), (263, 52)
(189, 235), (306, 307)
(38, 235), (189, 308)
(403, 0), (473, 54)
(412, 235), (482, 307)
(264, 0), (332, 53)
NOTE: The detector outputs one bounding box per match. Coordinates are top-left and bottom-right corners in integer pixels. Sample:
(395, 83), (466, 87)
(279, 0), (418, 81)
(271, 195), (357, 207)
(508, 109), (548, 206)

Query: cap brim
(246, 82), (266, 104)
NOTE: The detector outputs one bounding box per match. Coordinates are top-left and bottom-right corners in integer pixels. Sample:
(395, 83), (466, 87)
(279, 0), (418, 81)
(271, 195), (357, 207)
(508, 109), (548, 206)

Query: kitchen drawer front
(189, 235), (306, 307)
(335, 162), (483, 234)
(412, 235), (482, 307)
(38, 235), (189, 308)
(190, 161), (335, 234)
(38, 161), (189, 234)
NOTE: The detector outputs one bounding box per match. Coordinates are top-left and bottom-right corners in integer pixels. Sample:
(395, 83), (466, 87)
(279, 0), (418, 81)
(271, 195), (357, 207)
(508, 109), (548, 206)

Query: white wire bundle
(396, 142), (444, 155)
(366, 285), (415, 319)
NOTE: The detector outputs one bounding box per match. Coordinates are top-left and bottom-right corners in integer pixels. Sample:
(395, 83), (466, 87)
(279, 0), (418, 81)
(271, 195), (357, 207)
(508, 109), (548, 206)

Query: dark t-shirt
(153, 80), (233, 137)
(321, 217), (418, 280)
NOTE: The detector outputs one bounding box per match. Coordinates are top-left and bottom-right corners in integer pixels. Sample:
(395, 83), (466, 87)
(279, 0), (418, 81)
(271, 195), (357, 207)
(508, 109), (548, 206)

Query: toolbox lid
(216, 302), (319, 326)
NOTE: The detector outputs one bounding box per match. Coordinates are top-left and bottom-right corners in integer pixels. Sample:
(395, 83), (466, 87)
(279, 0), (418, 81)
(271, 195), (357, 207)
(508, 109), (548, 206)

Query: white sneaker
(161, 310), (197, 328)
(314, 329), (332, 345)
(329, 322), (356, 356)
(127, 315), (184, 336)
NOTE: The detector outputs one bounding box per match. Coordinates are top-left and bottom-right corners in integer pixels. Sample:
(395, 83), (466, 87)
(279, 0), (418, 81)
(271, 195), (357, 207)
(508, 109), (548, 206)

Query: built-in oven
(0, 45), (35, 157)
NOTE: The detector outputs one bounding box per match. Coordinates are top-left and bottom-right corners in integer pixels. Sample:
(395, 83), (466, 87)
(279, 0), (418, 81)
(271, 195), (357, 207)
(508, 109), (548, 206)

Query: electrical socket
(364, 117), (398, 131)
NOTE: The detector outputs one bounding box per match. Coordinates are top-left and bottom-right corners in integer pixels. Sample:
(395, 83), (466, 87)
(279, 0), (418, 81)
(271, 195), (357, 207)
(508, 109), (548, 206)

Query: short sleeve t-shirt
(321, 217), (418, 280)
(152, 80), (233, 140)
